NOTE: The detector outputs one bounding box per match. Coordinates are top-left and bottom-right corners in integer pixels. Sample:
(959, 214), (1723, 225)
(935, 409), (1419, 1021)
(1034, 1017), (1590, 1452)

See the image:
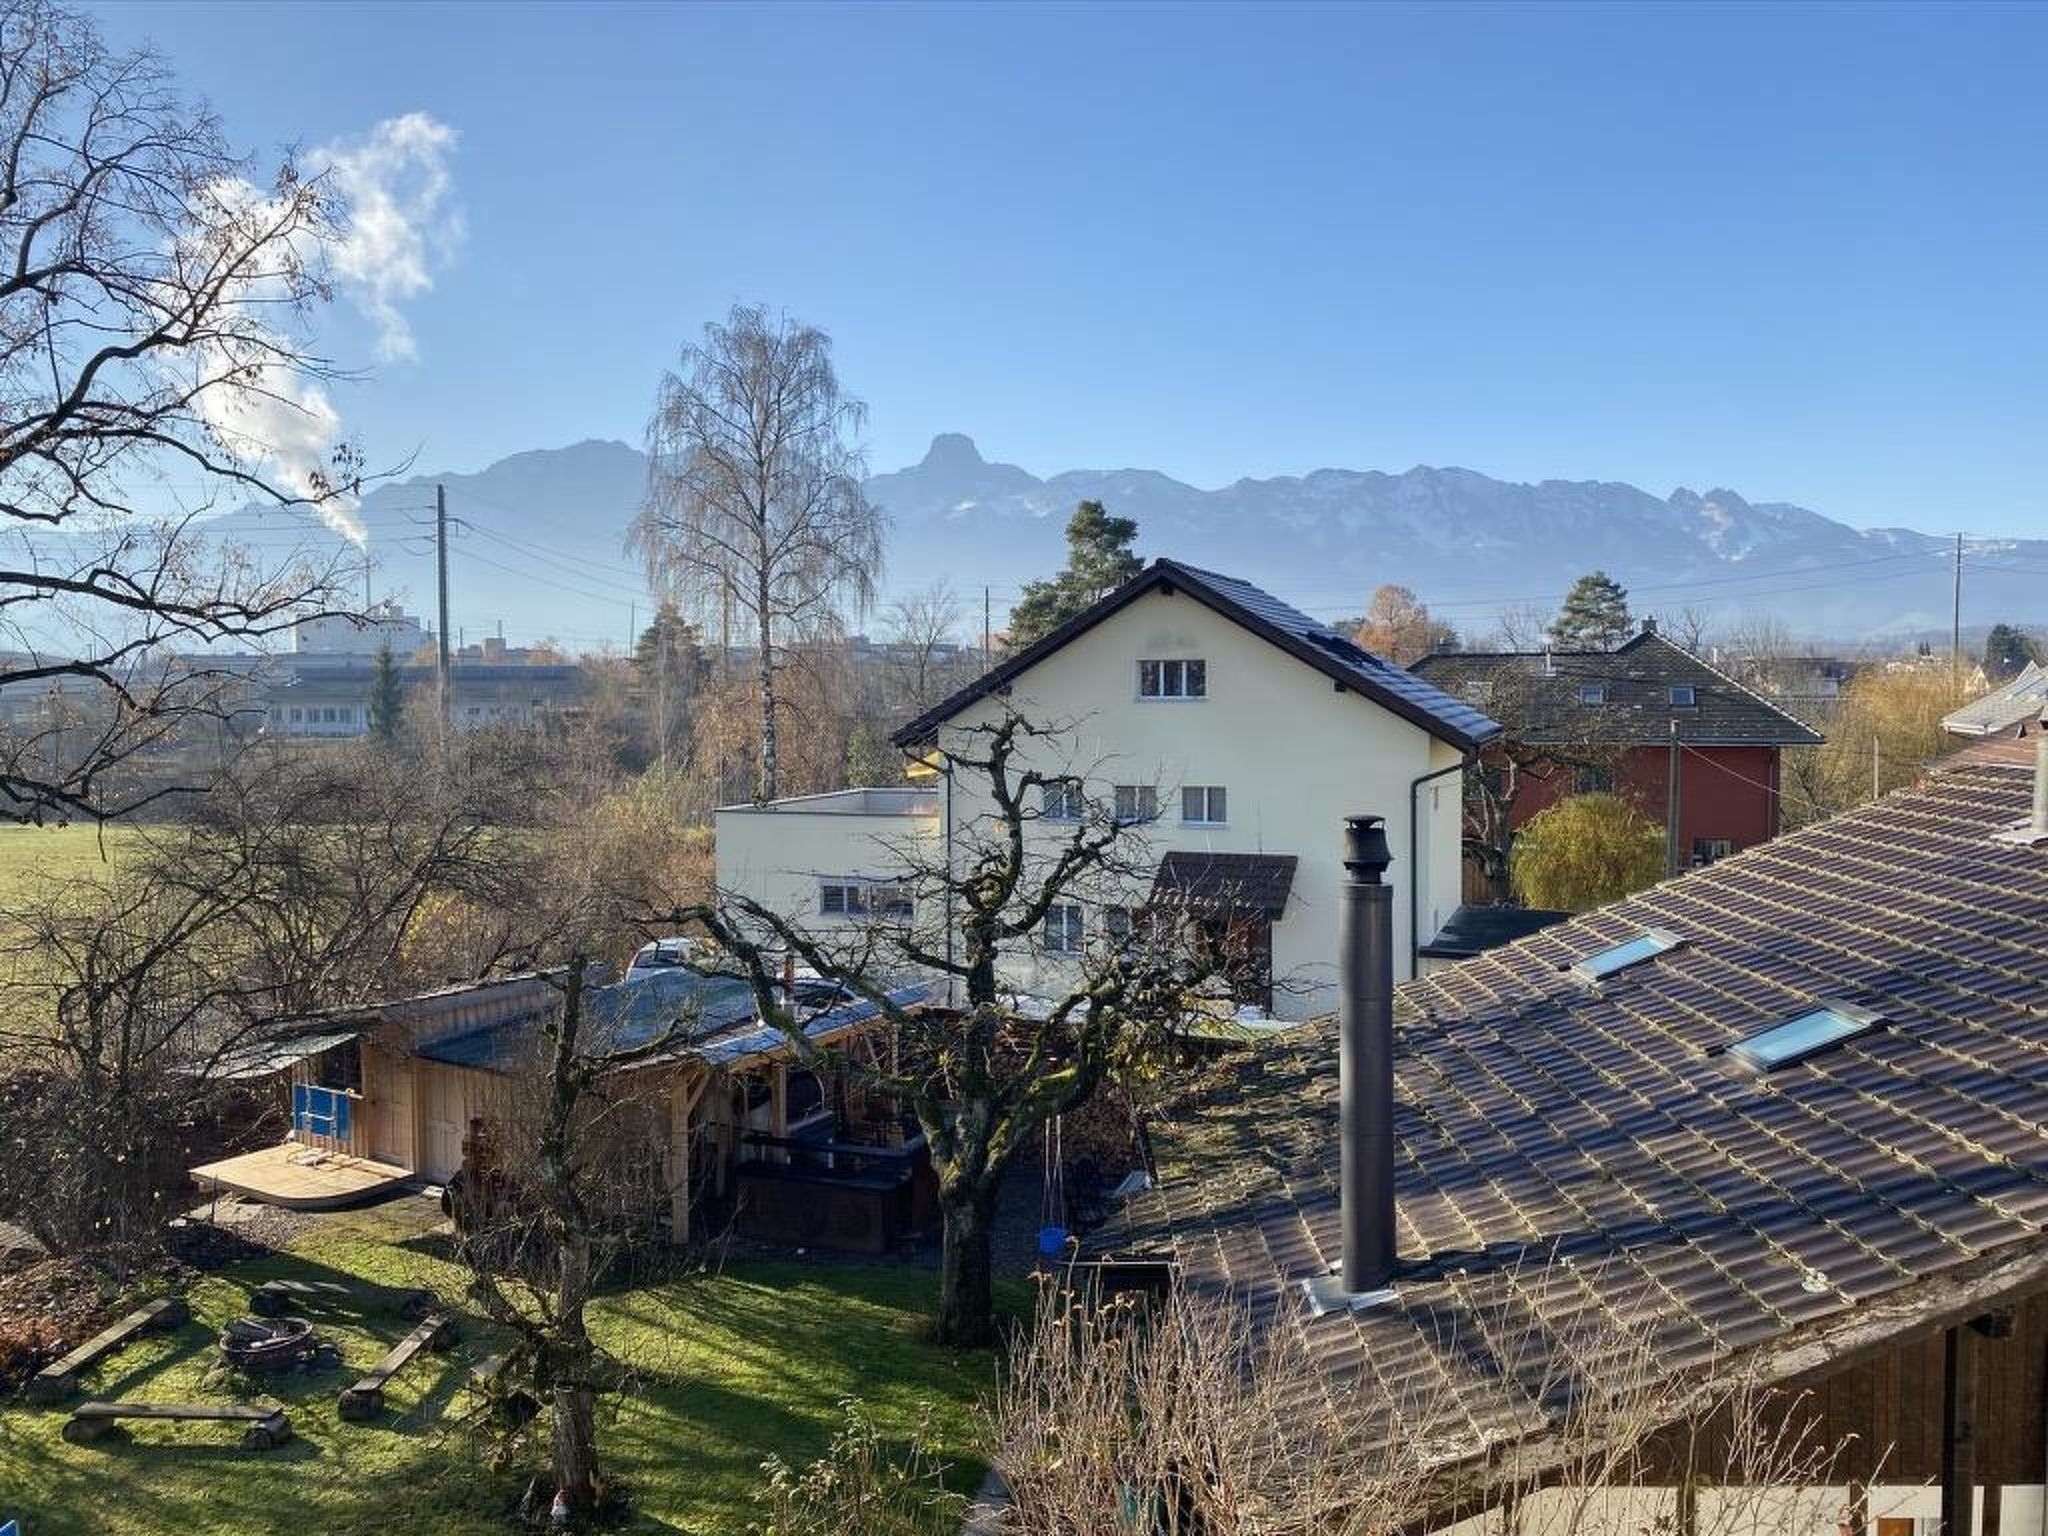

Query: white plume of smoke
(188, 113), (460, 547)
(311, 112), (463, 363)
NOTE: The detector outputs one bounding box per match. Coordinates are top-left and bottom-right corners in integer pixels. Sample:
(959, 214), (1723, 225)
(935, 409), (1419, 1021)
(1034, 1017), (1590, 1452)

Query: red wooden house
(1413, 620), (1823, 873)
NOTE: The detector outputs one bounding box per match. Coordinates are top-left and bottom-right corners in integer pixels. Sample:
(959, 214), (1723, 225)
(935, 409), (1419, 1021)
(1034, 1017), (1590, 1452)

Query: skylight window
(1670, 684), (1698, 707)
(1727, 1002), (1883, 1071)
(1568, 927), (1682, 982)
(1579, 683), (1607, 705)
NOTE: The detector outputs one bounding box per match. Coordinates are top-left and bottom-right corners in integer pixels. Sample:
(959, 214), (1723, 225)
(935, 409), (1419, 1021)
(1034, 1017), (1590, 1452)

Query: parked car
(626, 936), (703, 976)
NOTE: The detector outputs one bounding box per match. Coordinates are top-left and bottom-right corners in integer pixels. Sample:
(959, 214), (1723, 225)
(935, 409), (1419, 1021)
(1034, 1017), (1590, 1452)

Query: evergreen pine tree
(1549, 570), (1634, 650)
(366, 644), (405, 743)
(1006, 500), (1142, 648)
(1982, 623), (2041, 682)
(633, 602), (706, 761)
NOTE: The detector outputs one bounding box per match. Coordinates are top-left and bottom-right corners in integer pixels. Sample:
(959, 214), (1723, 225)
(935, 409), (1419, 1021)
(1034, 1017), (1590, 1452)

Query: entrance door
(364, 1045), (415, 1171)
(420, 1070), (467, 1183)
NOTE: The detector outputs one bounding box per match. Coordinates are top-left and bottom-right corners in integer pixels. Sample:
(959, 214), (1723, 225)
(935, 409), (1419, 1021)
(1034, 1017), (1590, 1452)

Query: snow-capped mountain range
(215, 435), (2046, 651)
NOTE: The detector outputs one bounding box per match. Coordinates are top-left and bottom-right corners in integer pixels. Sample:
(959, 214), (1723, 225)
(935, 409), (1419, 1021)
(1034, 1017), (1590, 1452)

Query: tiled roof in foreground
(1103, 756), (2048, 1460)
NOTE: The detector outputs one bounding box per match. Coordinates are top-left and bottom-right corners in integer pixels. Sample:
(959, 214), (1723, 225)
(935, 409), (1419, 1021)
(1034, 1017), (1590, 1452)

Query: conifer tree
(367, 645), (405, 744)
(1006, 501), (1142, 648)
(1549, 571), (1634, 650)
(1982, 623), (2040, 682)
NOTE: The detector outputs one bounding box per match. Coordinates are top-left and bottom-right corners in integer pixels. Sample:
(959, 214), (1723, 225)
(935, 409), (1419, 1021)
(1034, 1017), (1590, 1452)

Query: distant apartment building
(263, 602), (586, 737)
(266, 662), (587, 738)
(292, 600), (429, 658)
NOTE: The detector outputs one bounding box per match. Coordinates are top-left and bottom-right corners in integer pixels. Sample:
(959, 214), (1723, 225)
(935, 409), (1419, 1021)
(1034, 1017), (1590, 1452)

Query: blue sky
(96, 0), (2048, 535)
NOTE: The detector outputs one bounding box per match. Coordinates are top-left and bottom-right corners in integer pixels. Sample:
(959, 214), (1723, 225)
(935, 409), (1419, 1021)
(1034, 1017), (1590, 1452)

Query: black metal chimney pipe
(1339, 814), (1397, 1293)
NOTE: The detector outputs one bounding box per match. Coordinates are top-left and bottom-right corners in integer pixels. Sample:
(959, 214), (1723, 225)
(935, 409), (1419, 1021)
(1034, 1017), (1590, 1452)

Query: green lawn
(0, 1199), (1014, 1534)
(0, 821), (135, 910)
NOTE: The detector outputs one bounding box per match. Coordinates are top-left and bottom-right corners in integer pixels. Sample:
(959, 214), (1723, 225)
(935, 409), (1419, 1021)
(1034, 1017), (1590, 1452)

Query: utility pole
(628, 601), (635, 654)
(982, 585), (992, 661)
(1666, 718), (1682, 876)
(655, 614), (669, 765)
(1872, 737), (1881, 801)
(1952, 532), (1963, 681)
(436, 483), (451, 729)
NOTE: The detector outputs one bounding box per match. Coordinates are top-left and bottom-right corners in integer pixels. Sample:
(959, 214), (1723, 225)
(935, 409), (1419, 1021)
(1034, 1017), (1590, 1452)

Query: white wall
(936, 586), (1466, 1018)
(714, 795), (940, 941)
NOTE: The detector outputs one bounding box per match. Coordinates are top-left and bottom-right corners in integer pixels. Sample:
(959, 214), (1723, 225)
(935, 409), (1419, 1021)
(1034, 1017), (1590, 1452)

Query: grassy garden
(0, 821), (134, 909)
(0, 1196), (1016, 1535)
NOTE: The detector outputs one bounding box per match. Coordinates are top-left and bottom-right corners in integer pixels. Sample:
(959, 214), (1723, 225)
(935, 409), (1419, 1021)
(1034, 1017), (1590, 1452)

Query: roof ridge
(1633, 629), (1825, 739)
(892, 557), (1500, 752)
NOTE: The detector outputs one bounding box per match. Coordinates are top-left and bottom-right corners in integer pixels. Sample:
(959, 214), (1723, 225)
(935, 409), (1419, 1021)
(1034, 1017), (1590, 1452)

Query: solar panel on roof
(1569, 928), (1683, 982)
(1728, 1002), (1883, 1071)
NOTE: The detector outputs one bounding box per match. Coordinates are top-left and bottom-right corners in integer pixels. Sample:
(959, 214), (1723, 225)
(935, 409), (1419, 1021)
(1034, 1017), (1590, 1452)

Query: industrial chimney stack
(1338, 814), (1397, 1294)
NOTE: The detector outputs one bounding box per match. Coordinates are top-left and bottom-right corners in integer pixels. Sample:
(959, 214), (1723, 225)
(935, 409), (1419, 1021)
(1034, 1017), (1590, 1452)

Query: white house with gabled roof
(713, 559), (1501, 1020)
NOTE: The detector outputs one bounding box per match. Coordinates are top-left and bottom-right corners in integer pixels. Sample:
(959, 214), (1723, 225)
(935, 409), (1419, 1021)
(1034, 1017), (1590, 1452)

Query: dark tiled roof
(892, 559), (1502, 753)
(1151, 852), (1299, 918)
(1101, 757), (2048, 1458)
(1412, 631), (1824, 748)
(1416, 903), (1572, 960)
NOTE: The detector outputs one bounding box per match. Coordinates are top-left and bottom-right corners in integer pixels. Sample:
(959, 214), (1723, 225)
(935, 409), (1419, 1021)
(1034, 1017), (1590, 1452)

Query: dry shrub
(751, 1396), (965, 1536)
(991, 1277), (1864, 1536)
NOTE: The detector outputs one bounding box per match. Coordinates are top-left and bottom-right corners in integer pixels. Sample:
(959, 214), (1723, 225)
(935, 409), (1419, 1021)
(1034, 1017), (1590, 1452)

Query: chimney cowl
(1343, 815), (1392, 883)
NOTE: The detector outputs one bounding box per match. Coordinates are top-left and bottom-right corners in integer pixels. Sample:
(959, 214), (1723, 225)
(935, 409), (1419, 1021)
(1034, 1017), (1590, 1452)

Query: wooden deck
(192, 1143), (414, 1211)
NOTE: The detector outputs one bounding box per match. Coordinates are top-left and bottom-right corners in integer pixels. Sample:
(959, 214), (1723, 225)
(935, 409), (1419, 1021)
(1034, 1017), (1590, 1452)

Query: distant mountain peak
(920, 432), (986, 471)
(228, 435), (2028, 648)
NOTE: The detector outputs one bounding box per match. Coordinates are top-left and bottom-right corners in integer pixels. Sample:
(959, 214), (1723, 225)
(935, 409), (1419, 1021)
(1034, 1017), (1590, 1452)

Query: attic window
(1569, 927), (1682, 983)
(1727, 1001), (1883, 1071)
(1579, 683), (1607, 706)
(1670, 684), (1698, 708)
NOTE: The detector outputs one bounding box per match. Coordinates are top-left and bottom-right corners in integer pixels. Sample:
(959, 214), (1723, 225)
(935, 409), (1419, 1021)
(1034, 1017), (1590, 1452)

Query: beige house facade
(715, 560), (1500, 1021)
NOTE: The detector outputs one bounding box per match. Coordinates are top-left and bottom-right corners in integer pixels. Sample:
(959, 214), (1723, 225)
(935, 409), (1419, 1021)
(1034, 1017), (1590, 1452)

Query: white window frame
(819, 878), (914, 923)
(1578, 683), (1607, 706)
(1181, 785), (1228, 826)
(1138, 658), (1207, 700)
(1669, 684), (1698, 707)
(1112, 785), (1159, 824)
(1042, 781), (1085, 822)
(1044, 903), (1084, 954)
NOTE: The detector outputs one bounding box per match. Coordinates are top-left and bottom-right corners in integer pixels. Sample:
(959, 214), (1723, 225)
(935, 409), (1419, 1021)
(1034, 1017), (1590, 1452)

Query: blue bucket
(1036, 1224), (1069, 1257)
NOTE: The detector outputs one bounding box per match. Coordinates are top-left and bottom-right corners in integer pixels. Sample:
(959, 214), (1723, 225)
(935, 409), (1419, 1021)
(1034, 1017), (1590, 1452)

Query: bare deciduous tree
(1462, 664), (1627, 904)
(1653, 604), (1715, 654)
(678, 712), (1229, 1347)
(632, 304), (885, 804)
(0, 737), (530, 1253)
(449, 959), (681, 1531)
(0, 1), (372, 823)
(883, 580), (968, 716)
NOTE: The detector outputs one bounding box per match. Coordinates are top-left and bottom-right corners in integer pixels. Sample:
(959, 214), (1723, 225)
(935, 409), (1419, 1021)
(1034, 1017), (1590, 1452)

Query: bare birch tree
(632, 304), (884, 804)
(0, 1), (370, 822)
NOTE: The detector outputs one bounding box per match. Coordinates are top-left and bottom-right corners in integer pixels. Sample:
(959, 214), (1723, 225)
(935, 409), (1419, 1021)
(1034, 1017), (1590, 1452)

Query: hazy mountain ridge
(216, 435), (2041, 650)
